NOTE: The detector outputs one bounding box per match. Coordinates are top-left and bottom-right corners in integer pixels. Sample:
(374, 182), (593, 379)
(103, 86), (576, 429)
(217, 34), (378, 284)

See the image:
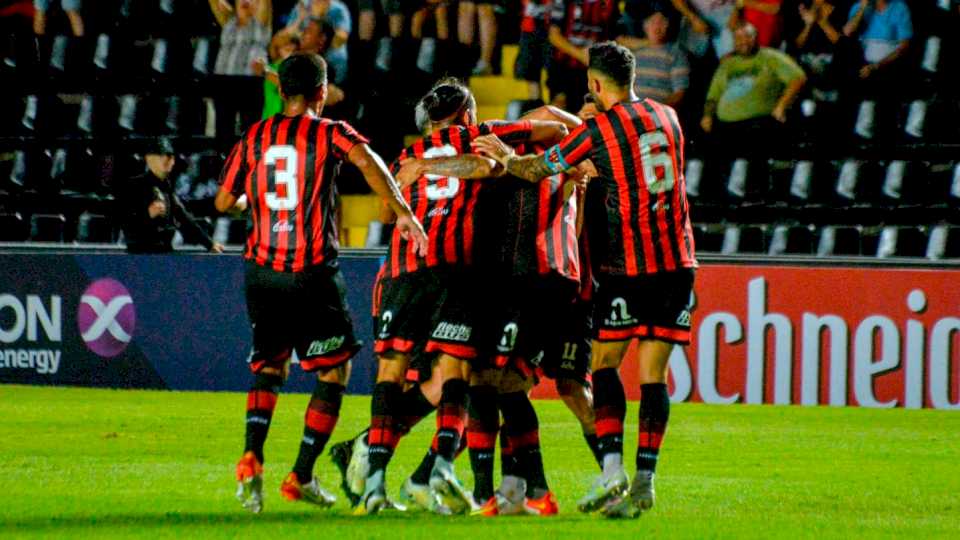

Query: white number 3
(264, 145), (299, 211)
(639, 131), (676, 194)
(422, 144), (461, 201)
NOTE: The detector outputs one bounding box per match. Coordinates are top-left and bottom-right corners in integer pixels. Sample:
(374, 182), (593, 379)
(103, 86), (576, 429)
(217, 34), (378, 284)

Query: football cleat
(279, 472), (337, 508)
(602, 472), (655, 519)
(353, 469), (388, 516)
(524, 491), (559, 516)
(345, 433), (370, 500)
(577, 468), (629, 513)
(235, 451), (263, 514)
(329, 437), (361, 506)
(471, 496), (499, 517)
(428, 457), (475, 514)
(398, 477), (451, 514)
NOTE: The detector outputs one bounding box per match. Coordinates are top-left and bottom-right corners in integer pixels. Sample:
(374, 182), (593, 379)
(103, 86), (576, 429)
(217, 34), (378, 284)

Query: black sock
(500, 391), (548, 498)
(244, 373), (283, 463)
(292, 381), (344, 483)
(499, 429), (517, 477)
(637, 383), (670, 473)
(368, 381), (403, 474)
(592, 368), (626, 460)
(410, 434), (439, 485)
(435, 379), (468, 460)
(584, 432), (603, 469)
(397, 385), (436, 436)
(467, 385), (499, 502)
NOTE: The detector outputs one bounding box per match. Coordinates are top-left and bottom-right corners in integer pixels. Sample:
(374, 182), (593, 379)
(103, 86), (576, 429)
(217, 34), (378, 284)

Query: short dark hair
(419, 77), (475, 122)
(278, 53), (327, 98)
(588, 41), (635, 89)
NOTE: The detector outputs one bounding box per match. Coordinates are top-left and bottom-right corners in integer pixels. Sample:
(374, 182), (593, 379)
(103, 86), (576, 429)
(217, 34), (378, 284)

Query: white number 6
(264, 145), (299, 211)
(639, 131), (676, 194)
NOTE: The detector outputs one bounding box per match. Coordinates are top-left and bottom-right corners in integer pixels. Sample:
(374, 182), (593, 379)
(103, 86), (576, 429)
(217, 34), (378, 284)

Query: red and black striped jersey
(383, 120), (533, 278)
(484, 143), (579, 283)
(219, 113), (368, 272)
(550, 0), (619, 69)
(521, 0), (553, 33)
(546, 99), (697, 276)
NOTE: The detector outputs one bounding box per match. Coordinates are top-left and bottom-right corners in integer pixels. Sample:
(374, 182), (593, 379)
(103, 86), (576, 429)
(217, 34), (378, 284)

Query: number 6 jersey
(383, 120), (533, 278)
(219, 114), (369, 272)
(545, 99), (697, 276)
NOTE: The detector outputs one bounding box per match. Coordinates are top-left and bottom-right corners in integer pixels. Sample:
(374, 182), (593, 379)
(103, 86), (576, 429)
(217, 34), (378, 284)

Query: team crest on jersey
(432, 322), (472, 342)
(604, 297), (637, 327)
(306, 336), (345, 356)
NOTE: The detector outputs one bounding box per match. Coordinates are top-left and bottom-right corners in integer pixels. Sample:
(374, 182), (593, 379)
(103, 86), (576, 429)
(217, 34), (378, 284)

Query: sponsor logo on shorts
(432, 322), (472, 342)
(604, 297), (637, 327)
(306, 335), (345, 356)
(676, 309), (692, 328)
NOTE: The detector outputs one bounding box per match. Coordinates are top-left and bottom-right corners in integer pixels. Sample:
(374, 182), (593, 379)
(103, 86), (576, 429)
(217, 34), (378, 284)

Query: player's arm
(473, 123), (593, 182)
(348, 143), (428, 256)
(215, 139), (250, 214)
(397, 155), (502, 185)
(525, 120), (569, 146)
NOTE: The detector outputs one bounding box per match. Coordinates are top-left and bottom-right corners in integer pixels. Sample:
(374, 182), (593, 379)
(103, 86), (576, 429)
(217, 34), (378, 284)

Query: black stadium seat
(29, 214), (67, 242)
(77, 213), (115, 243)
(0, 213), (29, 241)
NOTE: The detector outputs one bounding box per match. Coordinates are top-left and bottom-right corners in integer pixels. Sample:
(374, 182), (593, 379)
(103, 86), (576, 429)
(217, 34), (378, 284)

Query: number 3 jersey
(548, 99), (697, 276)
(219, 114), (369, 272)
(383, 120), (533, 278)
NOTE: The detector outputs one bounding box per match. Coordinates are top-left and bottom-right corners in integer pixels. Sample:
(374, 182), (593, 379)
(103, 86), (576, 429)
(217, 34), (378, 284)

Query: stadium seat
(769, 224), (816, 255)
(227, 218), (247, 245)
(720, 224), (766, 254)
(192, 37), (213, 76)
(29, 214), (66, 242)
(118, 94), (138, 132)
(693, 223), (725, 253)
(876, 226), (928, 258)
(76, 213), (115, 243)
(0, 213), (29, 241)
(817, 225), (862, 256)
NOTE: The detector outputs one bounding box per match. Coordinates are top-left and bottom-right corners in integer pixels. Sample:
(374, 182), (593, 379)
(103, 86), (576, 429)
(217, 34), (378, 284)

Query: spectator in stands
(115, 138), (224, 254)
(460, 0), (498, 76)
(549, 0), (620, 112)
(33, 0), (83, 37)
(297, 18), (345, 105)
(255, 31), (300, 118)
(619, 9), (690, 108)
(515, 0), (553, 100)
(791, 0), (844, 99)
(283, 0), (350, 84)
(842, 0), (912, 84)
(701, 23), (806, 144)
(410, 0), (451, 74)
(728, 0), (783, 49)
(670, 0), (735, 58)
(210, 0), (271, 77)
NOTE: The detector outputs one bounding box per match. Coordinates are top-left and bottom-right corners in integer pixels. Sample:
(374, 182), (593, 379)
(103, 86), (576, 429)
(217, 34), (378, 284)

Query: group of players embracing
(216, 39), (697, 521)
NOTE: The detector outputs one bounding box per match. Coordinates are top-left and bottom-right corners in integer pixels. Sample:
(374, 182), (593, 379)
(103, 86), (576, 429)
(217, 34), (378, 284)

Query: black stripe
(322, 122), (342, 264)
(249, 121), (270, 260)
(637, 101), (682, 269)
(301, 118), (321, 263)
(433, 127), (455, 265)
(557, 181), (574, 276)
(283, 116), (304, 270)
(543, 180), (557, 274)
(584, 122), (613, 274)
(605, 107), (651, 273)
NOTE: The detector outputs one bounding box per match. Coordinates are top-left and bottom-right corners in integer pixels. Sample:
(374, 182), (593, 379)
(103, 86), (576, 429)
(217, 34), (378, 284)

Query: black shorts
(593, 269), (696, 345)
(477, 274), (578, 373)
(244, 262), (361, 374)
(374, 267), (481, 360)
(540, 297), (592, 385)
(514, 30), (550, 83)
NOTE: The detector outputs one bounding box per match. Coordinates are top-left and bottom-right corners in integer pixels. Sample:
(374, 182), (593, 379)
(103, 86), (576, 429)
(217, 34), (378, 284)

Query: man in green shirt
(701, 23), (806, 133)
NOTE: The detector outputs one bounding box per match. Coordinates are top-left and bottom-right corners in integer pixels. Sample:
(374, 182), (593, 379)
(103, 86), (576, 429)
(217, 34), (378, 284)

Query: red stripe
(299, 348), (354, 371)
(508, 430), (540, 448)
(653, 103), (686, 270)
(305, 409), (338, 433)
(550, 181), (565, 275)
(310, 122), (329, 266)
(255, 117), (275, 266)
(371, 267), (385, 317)
(426, 196), (446, 267)
(221, 142), (244, 194)
(564, 195), (580, 281)
(638, 432), (664, 450)
(598, 326), (650, 341)
(374, 337), (416, 354)
(425, 340), (477, 359)
(369, 418), (400, 448)
(595, 115), (640, 276)
(246, 390), (278, 411)
(292, 118), (311, 271)
(437, 409), (465, 431)
(652, 326), (691, 344)
(595, 418), (624, 438)
(272, 118), (292, 272)
(405, 368), (421, 382)
(467, 430), (498, 449)
(639, 103), (677, 272)
(407, 171), (428, 274)
(245, 127), (260, 261)
(389, 149), (408, 278)
(462, 183), (481, 266)
(535, 180), (551, 274)
(612, 105), (655, 274)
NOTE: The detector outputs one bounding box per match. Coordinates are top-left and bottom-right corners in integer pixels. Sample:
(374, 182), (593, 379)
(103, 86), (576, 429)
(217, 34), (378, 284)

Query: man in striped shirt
(215, 53), (427, 514)
(619, 10), (690, 108)
(473, 41), (697, 519)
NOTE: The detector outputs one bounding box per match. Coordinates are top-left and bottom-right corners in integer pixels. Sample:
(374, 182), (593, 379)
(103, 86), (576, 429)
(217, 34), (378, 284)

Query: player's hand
(700, 115), (714, 134)
(396, 158), (425, 187)
(148, 200), (167, 218)
(209, 242), (225, 254)
(471, 134), (514, 166)
(691, 16), (709, 35)
(771, 104), (788, 123)
(396, 212), (428, 257)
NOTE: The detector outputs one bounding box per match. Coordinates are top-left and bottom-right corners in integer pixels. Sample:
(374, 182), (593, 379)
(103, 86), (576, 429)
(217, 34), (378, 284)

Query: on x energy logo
(77, 279), (136, 358)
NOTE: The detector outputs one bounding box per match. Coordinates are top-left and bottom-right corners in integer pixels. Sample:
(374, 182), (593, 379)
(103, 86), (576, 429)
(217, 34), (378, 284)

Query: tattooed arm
(396, 155), (502, 186)
(472, 134), (570, 183)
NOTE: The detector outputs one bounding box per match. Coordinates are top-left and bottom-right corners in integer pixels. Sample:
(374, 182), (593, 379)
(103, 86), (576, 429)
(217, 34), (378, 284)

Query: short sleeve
(768, 50), (806, 85)
(219, 138), (248, 197)
(893, 3), (913, 41)
(480, 120), (534, 145)
(330, 121), (370, 160)
(328, 1), (352, 33)
(542, 122), (594, 173)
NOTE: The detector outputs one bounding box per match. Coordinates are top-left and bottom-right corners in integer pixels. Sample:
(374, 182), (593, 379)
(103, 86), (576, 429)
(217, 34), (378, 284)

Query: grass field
(1, 385), (959, 539)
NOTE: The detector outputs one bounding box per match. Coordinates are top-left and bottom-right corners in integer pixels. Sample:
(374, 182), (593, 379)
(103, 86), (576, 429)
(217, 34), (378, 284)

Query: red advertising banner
(531, 265), (960, 409)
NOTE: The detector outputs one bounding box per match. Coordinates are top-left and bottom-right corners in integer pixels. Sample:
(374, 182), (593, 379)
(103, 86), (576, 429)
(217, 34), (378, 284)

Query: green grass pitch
(1, 385), (958, 539)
